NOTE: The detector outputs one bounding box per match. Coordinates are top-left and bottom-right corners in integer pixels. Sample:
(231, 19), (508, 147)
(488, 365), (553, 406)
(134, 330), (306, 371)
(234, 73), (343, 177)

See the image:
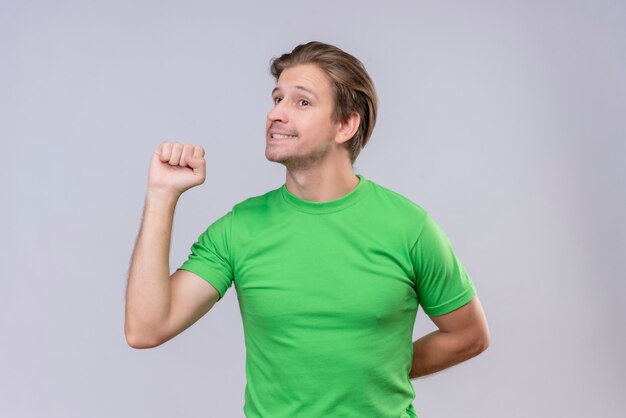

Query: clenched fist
(148, 142), (206, 195)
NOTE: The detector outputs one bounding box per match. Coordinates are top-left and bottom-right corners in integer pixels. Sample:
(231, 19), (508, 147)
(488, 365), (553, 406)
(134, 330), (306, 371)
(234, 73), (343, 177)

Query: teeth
(272, 134), (296, 139)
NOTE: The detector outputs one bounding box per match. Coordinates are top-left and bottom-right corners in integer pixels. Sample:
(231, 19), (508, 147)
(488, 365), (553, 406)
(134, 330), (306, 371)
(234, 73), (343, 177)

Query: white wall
(1, 0), (624, 417)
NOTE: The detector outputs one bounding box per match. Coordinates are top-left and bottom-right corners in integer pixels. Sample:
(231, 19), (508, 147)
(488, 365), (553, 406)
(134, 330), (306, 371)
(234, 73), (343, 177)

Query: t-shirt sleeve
(176, 210), (234, 301)
(410, 212), (476, 316)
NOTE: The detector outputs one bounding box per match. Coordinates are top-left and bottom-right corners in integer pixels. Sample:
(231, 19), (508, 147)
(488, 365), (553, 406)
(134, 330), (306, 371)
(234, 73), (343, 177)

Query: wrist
(145, 188), (181, 207)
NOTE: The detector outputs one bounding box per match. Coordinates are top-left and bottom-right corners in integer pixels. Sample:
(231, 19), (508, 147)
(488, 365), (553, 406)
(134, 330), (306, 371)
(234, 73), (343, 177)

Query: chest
(232, 216), (418, 331)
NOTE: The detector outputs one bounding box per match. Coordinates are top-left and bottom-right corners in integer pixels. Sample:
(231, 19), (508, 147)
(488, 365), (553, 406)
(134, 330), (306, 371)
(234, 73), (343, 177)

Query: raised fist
(148, 142), (206, 195)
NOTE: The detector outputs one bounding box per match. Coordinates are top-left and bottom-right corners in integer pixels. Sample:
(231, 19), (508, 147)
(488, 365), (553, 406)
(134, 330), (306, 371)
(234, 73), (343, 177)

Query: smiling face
(265, 64), (345, 171)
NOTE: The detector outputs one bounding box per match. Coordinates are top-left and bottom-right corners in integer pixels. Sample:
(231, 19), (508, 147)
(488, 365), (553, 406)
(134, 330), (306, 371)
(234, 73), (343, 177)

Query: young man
(125, 41), (490, 418)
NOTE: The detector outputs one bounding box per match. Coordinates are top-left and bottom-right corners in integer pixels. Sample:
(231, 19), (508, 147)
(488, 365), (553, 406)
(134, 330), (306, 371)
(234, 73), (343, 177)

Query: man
(125, 41), (490, 418)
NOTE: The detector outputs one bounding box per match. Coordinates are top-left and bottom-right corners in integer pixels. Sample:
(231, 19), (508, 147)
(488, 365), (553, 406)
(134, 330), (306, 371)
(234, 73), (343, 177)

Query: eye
(272, 97), (282, 105)
(298, 99), (310, 106)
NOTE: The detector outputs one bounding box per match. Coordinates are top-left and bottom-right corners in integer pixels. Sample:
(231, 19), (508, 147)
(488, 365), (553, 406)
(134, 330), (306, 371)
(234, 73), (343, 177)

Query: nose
(267, 101), (288, 124)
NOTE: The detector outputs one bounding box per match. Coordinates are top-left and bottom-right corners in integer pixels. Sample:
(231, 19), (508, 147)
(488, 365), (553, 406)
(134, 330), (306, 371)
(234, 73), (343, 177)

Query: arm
(124, 190), (220, 349)
(409, 295), (490, 379)
(124, 142), (218, 349)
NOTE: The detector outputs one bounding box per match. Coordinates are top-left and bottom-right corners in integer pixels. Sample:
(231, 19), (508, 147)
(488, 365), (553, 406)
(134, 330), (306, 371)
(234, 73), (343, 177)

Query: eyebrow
(272, 85), (318, 100)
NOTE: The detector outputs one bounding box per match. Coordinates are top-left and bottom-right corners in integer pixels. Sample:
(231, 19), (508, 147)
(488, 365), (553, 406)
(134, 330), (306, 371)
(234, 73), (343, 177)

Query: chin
(265, 150), (288, 164)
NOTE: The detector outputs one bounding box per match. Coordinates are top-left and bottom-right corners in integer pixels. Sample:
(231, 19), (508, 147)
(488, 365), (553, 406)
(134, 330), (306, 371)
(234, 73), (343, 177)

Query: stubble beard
(266, 140), (331, 172)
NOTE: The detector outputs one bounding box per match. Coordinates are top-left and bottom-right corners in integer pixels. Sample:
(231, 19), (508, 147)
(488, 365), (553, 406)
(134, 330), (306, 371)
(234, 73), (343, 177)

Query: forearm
(409, 329), (487, 380)
(125, 189), (180, 346)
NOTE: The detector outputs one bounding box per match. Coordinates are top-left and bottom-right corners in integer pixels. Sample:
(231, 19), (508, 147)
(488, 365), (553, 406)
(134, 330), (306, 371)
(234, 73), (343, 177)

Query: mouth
(269, 133), (297, 141)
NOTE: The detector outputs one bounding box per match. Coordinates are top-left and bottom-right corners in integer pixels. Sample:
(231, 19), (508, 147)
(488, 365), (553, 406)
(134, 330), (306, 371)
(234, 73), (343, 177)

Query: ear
(334, 112), (360, 145)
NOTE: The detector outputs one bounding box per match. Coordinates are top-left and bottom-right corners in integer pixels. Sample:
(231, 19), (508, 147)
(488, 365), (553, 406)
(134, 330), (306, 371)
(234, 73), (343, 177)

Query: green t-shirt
(177, 173), (476, 418)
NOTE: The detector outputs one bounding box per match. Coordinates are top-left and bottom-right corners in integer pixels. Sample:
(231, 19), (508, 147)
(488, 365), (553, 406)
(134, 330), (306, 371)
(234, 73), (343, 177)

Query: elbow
(471, 328), (491, 356)
(475, 335), (490, 355)
(458, 326), (490, 359)
(125, 333), (160, 349)
(124, 322), (164, 349)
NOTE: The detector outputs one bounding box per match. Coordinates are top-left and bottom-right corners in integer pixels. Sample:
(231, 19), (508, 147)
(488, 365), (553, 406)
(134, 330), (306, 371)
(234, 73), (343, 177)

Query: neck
(284, 164), (359, 202)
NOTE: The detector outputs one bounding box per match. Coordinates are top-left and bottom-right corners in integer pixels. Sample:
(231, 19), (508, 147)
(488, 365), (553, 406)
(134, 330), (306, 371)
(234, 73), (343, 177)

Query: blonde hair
(270, 41), (378, 166)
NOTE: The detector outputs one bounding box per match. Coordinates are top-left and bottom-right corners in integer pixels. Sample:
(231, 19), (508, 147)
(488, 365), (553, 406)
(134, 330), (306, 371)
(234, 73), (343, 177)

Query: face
(265, 64), (342, 170)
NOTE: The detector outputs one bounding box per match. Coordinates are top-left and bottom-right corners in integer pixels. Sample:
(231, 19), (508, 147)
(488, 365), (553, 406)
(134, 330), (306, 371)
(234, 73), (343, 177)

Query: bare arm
(409, 295), (490, 379)
(124, 142), (218, 349)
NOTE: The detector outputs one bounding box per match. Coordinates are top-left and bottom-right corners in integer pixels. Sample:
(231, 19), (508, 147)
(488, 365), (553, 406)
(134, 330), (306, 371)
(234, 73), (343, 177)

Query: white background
(2, 0), (625, 417)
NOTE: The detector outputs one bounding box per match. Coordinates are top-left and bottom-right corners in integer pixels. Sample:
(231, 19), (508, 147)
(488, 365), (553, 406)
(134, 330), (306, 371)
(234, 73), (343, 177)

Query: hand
(147, 142), (206, 196)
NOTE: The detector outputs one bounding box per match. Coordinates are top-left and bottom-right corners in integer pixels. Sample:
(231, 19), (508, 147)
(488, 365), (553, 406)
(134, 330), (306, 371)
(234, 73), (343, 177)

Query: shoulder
(203, 187), (280, 231)
(365, 177), (430, 229)
(230, 185), (282, 216)
(221, 186), (284, 233)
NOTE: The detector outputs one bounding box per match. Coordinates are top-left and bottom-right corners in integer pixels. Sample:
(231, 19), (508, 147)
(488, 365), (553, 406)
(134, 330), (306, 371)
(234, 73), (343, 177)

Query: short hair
(269, 41), (378, 166)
